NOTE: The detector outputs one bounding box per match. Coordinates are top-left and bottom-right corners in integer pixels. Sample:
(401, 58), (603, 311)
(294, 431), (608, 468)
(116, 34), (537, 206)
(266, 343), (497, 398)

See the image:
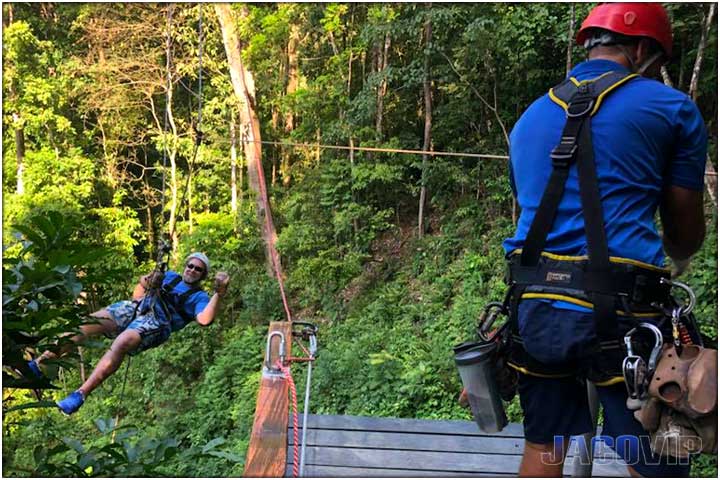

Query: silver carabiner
(635, 322), (664, 372)
(622, 322), (664, 401)
(265, 331), (286, 371)
(660, 277), (696, 316)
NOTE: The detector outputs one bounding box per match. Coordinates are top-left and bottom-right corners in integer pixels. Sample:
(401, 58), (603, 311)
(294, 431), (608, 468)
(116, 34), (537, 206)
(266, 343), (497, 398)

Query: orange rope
(277, 361), (299, 478)
(241, 132), (293, 322)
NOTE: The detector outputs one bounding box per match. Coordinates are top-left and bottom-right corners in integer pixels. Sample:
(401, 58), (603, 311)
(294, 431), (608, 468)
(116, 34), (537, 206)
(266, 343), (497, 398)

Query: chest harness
(160, 276), (201, 327)
(139, 275), (201, 329)
(502, 71), (678, 384)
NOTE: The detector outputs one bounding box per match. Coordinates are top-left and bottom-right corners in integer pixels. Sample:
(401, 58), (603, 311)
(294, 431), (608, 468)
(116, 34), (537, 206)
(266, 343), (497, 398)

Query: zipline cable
(160, 4), (174, 232)
(111, 358), (131, 443)
(174, 3), (205, 229)
(249, 139), (510, 160)
(298, 333), (317, 477)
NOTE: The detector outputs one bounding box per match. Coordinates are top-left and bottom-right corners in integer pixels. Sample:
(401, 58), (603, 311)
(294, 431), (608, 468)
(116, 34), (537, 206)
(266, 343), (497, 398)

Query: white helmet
(185, 252), (210, 272)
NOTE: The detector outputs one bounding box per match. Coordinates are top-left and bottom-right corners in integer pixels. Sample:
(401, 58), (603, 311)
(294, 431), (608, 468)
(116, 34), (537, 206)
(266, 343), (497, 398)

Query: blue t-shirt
(504, 60), (707, 313)
(504, 59), (707, 266)
(139, 271), (210, 332)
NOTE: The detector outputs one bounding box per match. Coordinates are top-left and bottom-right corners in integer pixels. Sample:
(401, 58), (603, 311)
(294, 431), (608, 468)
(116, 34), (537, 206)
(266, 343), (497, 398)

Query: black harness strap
(514, 71), (639, 344)
(158, 275), (202, 325)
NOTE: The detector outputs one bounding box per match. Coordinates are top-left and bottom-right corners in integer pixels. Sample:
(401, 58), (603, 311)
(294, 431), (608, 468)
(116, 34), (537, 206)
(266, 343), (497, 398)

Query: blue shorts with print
(517, 301), (691, 477)
(105, 300), (171, 355)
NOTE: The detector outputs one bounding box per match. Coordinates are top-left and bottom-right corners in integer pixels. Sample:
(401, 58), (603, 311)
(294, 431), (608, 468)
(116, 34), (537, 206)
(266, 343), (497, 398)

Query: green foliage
(24, 418), (240, 477)
(2, 211), (118, 389)
(2, 3), (717, 478)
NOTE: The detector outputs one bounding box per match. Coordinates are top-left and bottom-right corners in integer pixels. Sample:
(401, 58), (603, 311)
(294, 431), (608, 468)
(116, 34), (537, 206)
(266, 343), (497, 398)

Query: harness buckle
(550, 136), (578, 167)
(566, 96), (595, 118)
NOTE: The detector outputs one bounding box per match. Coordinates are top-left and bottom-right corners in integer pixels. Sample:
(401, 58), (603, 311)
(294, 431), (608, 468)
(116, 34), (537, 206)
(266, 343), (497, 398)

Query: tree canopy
(2, 3), (717, 477)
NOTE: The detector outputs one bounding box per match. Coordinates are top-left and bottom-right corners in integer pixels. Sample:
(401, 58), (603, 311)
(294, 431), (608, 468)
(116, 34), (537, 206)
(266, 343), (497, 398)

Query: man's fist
(214, 272), (230, 297)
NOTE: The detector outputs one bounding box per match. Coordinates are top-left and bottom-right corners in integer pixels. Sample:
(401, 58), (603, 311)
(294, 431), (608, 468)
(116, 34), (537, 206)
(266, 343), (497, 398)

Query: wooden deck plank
(289, 461), (628, 478)
(295, 446), (523, 473)
(243, 322), (293, 477)
(297, 413), (525, 437)
(283, 413), (630, 478)
(290, 465), (515, 477)
(294, 428), (525, 454)
(285, 436), (622, 460)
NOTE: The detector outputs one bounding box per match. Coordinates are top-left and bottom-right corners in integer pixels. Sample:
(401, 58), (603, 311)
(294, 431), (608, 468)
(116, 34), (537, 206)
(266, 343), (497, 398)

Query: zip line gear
(292, 322), (318, 478)
(508, 71), (648, 368)
(263, 322), (318, 478)
(576, 3), (673, 58)
(622, 322), (663, 409)
(629, 286), (717, 458)
(248, 138), (509, 161)
(159, 275), (202, 328)
(487, 70), (706, 388)
(160, 5), (173, 236)
(174, 4), (205, 230)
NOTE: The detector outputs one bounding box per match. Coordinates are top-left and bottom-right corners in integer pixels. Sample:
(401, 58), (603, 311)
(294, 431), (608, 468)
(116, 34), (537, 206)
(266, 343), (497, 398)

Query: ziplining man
(29, 252), (230, 415)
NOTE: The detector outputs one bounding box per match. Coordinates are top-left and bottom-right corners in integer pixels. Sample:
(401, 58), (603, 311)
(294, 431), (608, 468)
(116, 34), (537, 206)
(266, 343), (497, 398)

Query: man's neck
(588, 52), (631, 69)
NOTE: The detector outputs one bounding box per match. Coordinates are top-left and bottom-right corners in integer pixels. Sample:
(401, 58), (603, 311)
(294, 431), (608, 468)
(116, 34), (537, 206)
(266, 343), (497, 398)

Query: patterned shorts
(105, 300), (171, 355)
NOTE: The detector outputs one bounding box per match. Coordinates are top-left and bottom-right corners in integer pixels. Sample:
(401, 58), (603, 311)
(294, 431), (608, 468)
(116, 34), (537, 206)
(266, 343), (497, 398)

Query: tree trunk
(678, 37), (687, 90)
(271, 107), (279, 186)
(375, 33), (391, 137)
(230, 110), (239, 217)
(187, 160), (193, 234)
(704, 156), (717, 209)
(143, 173), (155, 249)
(660, 66), (674, 87)
(688, 4), (715, 101)
(350, 137), (359, 235)
(565, 4), (575, 77)
(281, 23), (300, 187)
(216, 3), (283, 281)
(418, 11), (432, 239)
(13, 112), (25, 195)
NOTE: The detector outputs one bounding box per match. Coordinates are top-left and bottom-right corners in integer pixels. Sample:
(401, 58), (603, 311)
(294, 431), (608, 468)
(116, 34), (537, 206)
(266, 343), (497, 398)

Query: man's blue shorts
(518, 366), (691, 477)
(105, 300), (171, 355)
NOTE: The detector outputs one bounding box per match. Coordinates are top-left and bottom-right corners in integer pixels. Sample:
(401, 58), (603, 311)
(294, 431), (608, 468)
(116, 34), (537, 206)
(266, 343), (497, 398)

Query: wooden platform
(285, 414), (630, 477)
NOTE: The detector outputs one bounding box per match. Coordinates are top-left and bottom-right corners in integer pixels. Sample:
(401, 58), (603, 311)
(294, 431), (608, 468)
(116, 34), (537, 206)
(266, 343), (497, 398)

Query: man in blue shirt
(503, 3), (706, 477)
(30, 252), (231, 415)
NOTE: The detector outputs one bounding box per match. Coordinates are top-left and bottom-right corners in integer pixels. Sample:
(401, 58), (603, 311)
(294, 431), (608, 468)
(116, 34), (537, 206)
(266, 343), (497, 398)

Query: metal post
(298, 334), (317, 477)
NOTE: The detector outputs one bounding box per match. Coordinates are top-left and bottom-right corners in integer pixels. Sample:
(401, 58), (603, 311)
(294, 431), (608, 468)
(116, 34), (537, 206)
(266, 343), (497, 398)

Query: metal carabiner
(660, 277), (696, 317)
(265, 331), (286, 371)
(293, 321), (319, 357)
(622, 322), (664, 402)
(477, 302), (507, 342)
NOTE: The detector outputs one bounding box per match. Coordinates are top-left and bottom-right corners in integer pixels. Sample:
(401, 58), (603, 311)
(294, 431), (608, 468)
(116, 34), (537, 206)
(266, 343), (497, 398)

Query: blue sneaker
(56, 391), (85, 415)
(27, 359), (44, 379)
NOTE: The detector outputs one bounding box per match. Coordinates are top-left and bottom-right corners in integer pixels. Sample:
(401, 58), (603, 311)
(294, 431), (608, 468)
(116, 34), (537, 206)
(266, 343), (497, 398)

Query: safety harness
(159, 275), (201, 327)
(504, 71), (675, 383)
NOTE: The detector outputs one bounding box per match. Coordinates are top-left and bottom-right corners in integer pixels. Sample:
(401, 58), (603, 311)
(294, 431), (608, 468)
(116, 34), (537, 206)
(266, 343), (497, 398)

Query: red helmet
(576, 3), (672, 58)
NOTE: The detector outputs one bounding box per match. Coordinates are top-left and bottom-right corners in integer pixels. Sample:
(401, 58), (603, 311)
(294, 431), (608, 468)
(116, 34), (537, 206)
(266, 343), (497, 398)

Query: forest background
(2, 3), (717, 477)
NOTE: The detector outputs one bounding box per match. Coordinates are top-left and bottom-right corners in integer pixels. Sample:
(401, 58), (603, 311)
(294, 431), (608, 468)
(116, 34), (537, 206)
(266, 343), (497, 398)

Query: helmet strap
(616, 44), (663, 77)
(635, 51), (664, 76)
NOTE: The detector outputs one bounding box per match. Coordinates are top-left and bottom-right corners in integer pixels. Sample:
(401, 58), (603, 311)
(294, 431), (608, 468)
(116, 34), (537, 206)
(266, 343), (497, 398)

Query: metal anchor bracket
(263, 331), (286, 376)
